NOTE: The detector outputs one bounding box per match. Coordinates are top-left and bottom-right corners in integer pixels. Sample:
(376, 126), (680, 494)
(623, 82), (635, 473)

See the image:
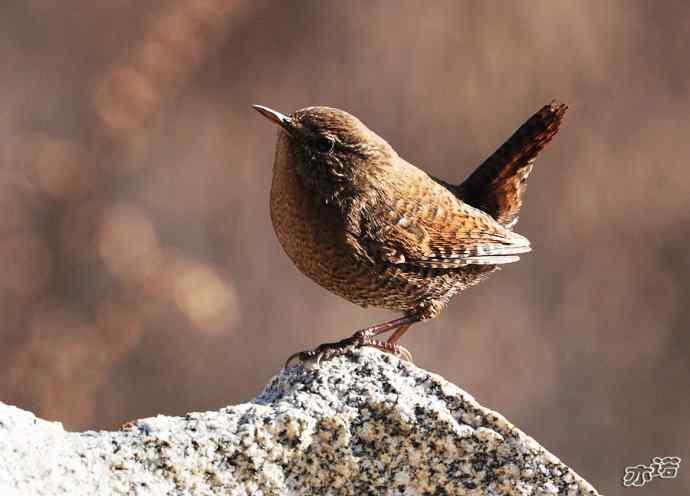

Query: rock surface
(0, 348), (600, 495)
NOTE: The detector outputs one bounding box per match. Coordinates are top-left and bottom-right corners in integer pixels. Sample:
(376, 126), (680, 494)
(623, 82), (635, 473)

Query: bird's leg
(284, 315), (420, 368)
(386, 324), (411, 345)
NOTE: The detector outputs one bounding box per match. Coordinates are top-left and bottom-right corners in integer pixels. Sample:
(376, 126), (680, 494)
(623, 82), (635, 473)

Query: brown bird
(253, 101), (567, 365)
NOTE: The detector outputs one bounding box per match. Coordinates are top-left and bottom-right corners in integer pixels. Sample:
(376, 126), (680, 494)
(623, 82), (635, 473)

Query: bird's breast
(269, 133), (360, 294)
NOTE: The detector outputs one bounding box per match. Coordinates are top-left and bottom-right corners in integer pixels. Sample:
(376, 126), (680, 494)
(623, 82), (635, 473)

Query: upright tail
(455, 101), (567, 228)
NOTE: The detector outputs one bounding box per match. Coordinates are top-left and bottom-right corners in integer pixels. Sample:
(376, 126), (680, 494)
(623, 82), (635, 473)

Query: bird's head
(253, 105), (395, 204)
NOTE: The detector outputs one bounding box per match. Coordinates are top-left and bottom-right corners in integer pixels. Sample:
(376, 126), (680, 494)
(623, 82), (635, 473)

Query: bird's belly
(269, 170), (486, 315)
(270, 167), (420, 312)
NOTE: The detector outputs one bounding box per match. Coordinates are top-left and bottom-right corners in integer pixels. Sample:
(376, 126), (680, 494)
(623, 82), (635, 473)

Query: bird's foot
(284, 329), (372, 368)
(284, 328), (413, 368)
(366, 340), (414, 363)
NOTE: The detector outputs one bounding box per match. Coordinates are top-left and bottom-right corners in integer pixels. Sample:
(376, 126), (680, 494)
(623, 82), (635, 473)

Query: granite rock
(0, 348), (600, 495)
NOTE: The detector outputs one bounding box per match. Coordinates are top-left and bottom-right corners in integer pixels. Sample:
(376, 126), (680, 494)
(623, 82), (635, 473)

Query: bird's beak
(252, 105), (293, 133)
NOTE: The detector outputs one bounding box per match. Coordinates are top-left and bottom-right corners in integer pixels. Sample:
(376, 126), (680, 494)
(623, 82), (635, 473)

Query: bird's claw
(390, 344), (413, 362)
(284, 331), (413, 369)
(284, 340), (356, 369)
(363, 340), (414, 363)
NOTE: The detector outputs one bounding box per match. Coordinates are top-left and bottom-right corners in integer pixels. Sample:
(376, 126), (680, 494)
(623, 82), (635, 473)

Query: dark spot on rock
(472, 453), (487, 472)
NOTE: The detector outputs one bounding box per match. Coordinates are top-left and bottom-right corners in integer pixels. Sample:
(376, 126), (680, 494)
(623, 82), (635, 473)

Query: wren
(253, 101), (567, 365)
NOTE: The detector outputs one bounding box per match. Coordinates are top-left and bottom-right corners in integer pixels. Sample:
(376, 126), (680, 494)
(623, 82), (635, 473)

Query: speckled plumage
(256, 102), (566, 358)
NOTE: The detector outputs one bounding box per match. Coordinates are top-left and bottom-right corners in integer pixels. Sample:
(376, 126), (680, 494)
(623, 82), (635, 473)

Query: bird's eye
(316, 136), (334, 153)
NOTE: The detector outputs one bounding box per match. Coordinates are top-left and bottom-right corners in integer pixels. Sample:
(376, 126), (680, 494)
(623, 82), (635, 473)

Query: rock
(0, 348), (600, 495)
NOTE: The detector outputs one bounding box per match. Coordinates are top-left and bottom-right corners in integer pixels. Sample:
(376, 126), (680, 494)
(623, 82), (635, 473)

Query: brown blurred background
(1, 1), (689, 494)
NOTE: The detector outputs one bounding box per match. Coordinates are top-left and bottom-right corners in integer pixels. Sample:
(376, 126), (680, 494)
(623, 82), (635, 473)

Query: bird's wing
(348, 178), (531, 269)
(453, 101), (567, 228)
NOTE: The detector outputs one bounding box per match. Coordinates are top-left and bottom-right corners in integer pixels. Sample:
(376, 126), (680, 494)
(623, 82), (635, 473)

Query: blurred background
(1, 1), (688, 494)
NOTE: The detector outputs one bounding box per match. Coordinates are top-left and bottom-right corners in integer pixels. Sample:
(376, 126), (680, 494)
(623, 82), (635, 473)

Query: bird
(253, 101), (567, 365)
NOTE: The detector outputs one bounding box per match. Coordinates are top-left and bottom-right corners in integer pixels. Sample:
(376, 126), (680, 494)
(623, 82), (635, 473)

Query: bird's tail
(456, 101), (567, 228)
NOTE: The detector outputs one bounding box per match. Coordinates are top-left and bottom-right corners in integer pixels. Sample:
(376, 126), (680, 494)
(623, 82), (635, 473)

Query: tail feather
(455, 101), (567, 228)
